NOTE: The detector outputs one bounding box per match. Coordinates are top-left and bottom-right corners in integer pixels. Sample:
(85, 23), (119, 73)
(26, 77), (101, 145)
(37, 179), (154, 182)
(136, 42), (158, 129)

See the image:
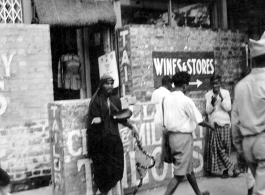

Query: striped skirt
(207, 124), (234, 173)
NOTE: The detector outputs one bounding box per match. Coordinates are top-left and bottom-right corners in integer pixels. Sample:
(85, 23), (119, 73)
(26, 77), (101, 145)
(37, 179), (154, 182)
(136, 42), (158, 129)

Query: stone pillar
(48, 100), (91, 195)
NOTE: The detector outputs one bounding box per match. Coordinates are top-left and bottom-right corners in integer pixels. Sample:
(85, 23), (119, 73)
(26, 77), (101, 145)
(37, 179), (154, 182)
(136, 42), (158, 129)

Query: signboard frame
(98, 51), (119, 88)
(152, 51), (215, 91)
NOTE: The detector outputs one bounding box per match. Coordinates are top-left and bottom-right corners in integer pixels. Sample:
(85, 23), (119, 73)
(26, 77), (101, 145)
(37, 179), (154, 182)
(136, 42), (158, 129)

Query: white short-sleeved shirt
(151, 86), (171, 126)
(232, 68), (265, 136)
(162, 91), (203, 133)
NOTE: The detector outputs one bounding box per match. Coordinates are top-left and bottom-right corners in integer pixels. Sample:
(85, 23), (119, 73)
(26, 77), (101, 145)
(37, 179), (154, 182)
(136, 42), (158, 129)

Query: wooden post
(168, 0), (172, 26)
(103, 26), (111, 54)
(76, 29), (87, 99)
(21, 0), (32, 24)
(114, 0), (122, 30)
(83, 28), (92, 98)
(212, 1), (218, 29)
(219, 0), (228, 29)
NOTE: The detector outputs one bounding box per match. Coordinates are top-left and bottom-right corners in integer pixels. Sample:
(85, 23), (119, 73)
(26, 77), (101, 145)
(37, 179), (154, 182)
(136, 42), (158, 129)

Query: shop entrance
(50, 26), (113, 101)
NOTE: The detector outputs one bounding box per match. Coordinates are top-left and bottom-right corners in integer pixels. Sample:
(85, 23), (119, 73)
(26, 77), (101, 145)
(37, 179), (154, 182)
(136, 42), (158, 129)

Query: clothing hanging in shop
(58, 53), (82, 90)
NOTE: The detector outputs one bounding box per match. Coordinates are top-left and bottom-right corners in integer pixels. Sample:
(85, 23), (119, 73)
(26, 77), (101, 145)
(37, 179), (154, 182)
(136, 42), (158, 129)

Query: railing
(0, 0), (23, 24)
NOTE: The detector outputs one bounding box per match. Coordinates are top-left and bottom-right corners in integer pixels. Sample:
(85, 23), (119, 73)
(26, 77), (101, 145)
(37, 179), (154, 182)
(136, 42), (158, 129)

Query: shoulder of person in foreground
(0, 168), (11, 195)
(234, 78), (247, 94)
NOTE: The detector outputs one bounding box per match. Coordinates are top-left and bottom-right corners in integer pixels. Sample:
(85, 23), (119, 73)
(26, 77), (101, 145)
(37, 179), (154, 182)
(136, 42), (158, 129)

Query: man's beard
(106, 88), (113, 95)
(213, 88), (219, 94)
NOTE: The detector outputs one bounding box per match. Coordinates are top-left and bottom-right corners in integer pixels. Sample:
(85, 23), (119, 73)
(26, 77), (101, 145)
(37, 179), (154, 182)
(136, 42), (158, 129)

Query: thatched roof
(33, 0), (116, 27)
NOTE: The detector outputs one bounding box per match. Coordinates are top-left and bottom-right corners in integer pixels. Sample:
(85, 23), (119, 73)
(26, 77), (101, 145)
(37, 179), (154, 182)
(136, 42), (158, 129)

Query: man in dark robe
(87, 75), (136, 195)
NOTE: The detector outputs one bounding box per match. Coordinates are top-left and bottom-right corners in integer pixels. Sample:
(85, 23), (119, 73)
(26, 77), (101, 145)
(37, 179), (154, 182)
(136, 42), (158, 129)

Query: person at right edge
(205, 75), (240, 178)
(0, 168), (11, 195)
(232, 32), (265, 195)
(157, 72), (214, 195)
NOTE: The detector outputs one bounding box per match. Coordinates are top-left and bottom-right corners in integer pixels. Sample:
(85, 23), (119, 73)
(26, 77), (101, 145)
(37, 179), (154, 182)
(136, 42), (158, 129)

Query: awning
(33, 0), (116, 27)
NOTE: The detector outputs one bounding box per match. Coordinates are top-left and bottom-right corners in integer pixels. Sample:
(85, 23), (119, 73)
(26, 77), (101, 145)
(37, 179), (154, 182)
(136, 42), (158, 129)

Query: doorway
(50, 25), (114, 100)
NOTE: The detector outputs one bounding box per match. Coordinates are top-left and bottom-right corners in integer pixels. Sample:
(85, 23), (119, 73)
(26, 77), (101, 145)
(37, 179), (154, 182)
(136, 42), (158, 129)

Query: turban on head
(99, 75), (114, 87)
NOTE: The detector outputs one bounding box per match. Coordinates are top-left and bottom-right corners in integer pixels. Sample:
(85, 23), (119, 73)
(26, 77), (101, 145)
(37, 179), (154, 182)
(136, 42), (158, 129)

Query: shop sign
(117, 26), (132, 96)
(98, 51), (119, 88)
(152, 52), (214, 91)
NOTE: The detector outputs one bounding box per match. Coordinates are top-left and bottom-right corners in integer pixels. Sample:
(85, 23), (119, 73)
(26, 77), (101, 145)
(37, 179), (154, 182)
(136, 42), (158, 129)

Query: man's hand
(91, 117), (101, 124)
(120, 122), (139, 139)
(210, 123), (215, 131)
(131, 127), (139, 139)
(211, 95), (217, 106)
(199, 121), (215, 131)
(218, 91), (224, 101)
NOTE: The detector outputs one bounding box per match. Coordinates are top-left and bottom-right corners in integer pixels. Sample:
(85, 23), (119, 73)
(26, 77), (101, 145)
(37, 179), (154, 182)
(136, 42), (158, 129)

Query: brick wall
(49, 100), (90, 195)
(117, 25), (246, 102)
(0, 24), (53, 124)
(116, 25), (246, 184)
(0, 24), (53, 191)
(48, 99), (206, 195)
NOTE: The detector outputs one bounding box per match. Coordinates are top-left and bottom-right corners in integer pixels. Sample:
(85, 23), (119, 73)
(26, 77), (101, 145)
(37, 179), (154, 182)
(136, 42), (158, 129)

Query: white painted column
(114, 0), (122, 30)
(22, 0), (32, 24)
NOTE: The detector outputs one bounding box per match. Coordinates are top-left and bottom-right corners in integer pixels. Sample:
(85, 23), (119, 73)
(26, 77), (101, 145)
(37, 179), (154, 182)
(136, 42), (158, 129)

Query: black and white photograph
(0, 0), (264, 195)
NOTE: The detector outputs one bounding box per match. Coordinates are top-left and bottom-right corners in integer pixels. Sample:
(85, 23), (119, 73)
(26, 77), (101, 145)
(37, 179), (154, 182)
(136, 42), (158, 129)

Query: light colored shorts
(168, 132), (193, 176)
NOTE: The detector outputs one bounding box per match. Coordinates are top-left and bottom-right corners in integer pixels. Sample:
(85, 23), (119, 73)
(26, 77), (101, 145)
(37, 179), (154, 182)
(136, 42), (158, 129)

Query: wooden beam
(21, 0), (32, 24)
(83, 28), (92, 98)
(220, 0), (228, 29)
(103, 26), (111, 54)
(114, 0), (122, 30)
(76, 29), (87, 99)
(168, 0), (172, 26)
(212, 1), (218, 29)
